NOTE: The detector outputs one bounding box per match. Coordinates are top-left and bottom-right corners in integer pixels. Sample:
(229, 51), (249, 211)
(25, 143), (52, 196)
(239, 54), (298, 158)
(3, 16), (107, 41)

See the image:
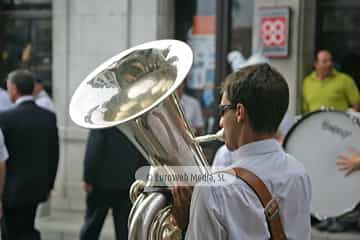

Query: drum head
(283, 110), (360, 218)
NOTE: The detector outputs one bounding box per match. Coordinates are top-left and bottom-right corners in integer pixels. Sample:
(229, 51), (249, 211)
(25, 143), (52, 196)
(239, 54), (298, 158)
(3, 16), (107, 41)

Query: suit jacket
(0, 100), (59, 207)
(83, 128), (147, 190)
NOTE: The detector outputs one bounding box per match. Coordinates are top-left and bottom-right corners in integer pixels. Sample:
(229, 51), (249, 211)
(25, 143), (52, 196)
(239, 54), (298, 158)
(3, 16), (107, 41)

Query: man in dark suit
(80, 127), (146, 240)
(0, 69), (59, 240)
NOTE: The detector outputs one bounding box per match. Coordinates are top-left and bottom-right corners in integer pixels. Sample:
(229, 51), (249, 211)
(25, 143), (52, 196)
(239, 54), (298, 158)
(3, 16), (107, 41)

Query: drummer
(302, 50), (360, 113)
(171, 63), (312, 239)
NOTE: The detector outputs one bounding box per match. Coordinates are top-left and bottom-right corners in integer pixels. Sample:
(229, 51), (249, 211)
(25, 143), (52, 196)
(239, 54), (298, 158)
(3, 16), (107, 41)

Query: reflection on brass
(86, 71), (119, 88)
(84, 46), (178, 124)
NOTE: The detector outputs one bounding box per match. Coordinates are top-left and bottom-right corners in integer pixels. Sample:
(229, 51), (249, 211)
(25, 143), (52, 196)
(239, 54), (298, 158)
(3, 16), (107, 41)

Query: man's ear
(13, 86), (20, 97)
(235, 103), (246, 123)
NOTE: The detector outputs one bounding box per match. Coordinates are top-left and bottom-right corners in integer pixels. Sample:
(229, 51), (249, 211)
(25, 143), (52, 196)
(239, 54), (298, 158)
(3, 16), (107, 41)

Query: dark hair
(7, 69), (35, 95)
(223, 63), (289, 134)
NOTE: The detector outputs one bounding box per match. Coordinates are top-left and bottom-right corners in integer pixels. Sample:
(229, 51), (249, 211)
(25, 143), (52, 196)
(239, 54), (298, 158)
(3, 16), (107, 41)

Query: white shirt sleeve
(0, 129), (9, 161)
(36, 97), (55, 113)
(212, 145), (231, 170)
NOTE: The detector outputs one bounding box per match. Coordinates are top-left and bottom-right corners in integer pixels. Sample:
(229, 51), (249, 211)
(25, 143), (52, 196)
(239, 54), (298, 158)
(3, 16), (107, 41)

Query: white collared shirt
(0, 88), (13, 112)
(186, 139), (312, 240)
(15, 95), (34, 105)
(180, 94), (204, 131)
(35, 90), (55, 112)
(212, 145), (232, 170)
(212, 114), (297, 170)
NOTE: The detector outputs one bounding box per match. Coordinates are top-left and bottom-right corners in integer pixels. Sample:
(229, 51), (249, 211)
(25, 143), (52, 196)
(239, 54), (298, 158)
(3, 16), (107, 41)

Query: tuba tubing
(194, 128), (224, 143)
(69, 40), (220, 240)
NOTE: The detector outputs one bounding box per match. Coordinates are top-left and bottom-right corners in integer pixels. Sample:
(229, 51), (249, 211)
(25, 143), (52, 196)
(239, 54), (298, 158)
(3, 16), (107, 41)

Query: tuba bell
(69, 40), (223, 239)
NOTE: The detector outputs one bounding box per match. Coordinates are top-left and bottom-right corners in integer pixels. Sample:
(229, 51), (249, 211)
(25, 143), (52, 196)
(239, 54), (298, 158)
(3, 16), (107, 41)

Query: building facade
(53, 0), (316, 210)
(1, 0), (359, 212)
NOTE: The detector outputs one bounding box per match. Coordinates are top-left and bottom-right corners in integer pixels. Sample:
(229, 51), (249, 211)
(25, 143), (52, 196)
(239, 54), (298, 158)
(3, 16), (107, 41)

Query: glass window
(0, 16), (29, 87)
(230, 0), (254, 67)
(31, 18), (52, 95)
(0, 4), (52, 95)
(175, 0), (254, 136)
(317, 0), (360, 89)
(175, 0), (217, 135)
(175, 0), (254, 161)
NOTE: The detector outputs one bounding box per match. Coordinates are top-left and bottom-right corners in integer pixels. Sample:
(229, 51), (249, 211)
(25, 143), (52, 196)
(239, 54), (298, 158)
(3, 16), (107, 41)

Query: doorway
(317, 0), (360, 88)
(0, 2), (52, 95)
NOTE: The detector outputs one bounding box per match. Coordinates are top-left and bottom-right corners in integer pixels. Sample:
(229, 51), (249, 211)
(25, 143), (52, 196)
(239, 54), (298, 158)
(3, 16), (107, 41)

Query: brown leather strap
(228, 167), (287, 240)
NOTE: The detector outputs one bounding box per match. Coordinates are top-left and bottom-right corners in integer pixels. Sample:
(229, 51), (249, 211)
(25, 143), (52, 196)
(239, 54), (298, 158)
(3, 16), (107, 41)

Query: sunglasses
(218, 103), (237, 117)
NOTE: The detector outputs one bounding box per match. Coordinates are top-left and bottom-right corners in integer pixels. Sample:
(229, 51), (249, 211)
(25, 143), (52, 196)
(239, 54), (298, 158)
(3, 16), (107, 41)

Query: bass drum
(283, 110), (360, 218)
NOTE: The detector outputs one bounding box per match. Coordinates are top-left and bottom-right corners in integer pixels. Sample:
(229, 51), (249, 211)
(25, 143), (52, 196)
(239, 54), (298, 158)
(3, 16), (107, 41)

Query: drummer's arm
(336, 148), (360, 176)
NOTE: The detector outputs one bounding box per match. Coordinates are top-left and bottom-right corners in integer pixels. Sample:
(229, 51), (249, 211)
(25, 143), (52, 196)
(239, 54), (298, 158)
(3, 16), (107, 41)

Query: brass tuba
(69, 40), (223, 239)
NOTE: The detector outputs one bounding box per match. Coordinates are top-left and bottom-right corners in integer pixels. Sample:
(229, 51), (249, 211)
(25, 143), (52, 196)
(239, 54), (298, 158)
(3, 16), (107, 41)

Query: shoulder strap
(229, 167), (287, 240)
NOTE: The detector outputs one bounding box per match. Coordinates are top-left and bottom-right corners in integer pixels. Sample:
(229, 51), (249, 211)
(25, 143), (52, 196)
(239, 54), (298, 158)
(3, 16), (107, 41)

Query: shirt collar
(15, 95), (34, 105)
(229, 139), (282, 161)
(36, 90), (47, 99)
(312, 68), (337, 80)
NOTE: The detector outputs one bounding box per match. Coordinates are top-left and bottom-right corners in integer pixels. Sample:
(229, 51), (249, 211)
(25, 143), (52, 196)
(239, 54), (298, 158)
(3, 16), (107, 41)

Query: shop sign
(259, 7), (290, 58)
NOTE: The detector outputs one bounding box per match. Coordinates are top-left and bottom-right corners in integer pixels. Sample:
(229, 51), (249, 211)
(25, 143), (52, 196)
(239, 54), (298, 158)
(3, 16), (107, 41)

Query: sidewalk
(35, 209), (360, 240)
(36, 209), (115, 240)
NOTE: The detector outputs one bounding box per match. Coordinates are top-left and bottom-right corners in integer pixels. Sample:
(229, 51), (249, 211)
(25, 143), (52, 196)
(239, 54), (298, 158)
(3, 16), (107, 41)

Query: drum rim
(282, 109), (351, 150)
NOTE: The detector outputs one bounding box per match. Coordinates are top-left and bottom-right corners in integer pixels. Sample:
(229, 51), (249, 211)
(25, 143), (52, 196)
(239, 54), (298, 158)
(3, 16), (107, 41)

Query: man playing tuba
(172, 63), (312, 240)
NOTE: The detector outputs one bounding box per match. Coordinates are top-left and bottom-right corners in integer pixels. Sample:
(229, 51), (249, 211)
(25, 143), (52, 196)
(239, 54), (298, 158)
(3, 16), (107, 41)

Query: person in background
(21, 42), (55, 113)
(0, 87), (12, 112)
(80, 127), (147, 240)
(303, 50), (360, 113)
(176, 81), (205, 136)
(0, 69), (59, 240)
(33, 78), (55, 112)
(0, 128), (9, 217)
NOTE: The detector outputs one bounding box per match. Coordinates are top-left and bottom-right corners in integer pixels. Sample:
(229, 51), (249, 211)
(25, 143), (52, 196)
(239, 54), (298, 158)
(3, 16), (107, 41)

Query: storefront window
(175, 0), (217, 135)
(0, 2), (52, 95)
(229, 0), (254, 68)
(175, 0), (254, 134)
(317, 0), (360, 89)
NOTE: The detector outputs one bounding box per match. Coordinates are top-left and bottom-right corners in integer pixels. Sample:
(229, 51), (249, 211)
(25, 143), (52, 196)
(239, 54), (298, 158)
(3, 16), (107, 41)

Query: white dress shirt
(35, 90), (55, 112)
(180, 94), (204, 131)
(186, 139), (312, 240)
(0, 129), (8, 162)
(0, 88), (13, 112)
(213, 114), (296, 169)
(15, 95), (34, 105)
(212, 145), (232, 170)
